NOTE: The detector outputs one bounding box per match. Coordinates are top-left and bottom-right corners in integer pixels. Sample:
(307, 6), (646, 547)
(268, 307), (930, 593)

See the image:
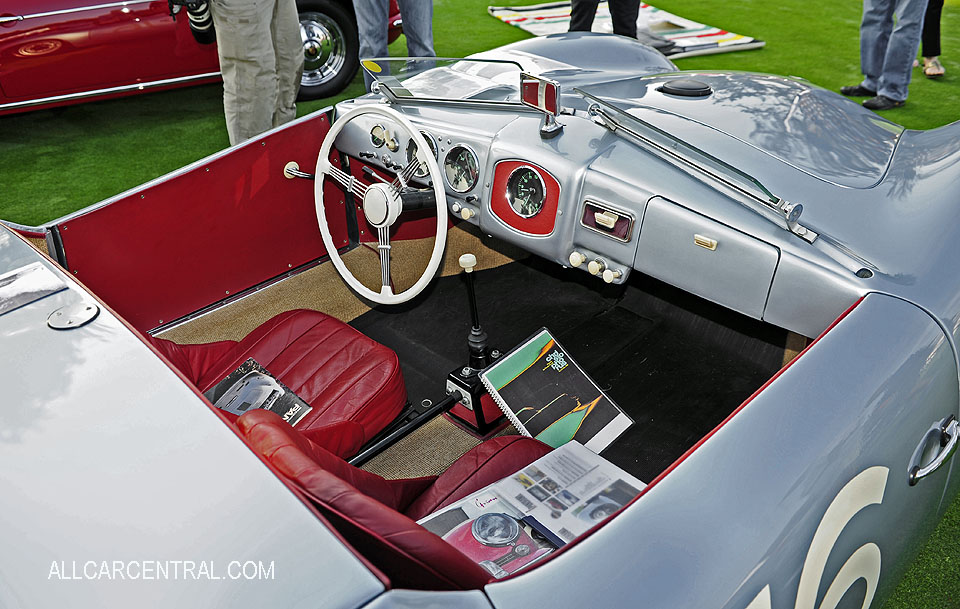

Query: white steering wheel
(315, 104), (448, 304)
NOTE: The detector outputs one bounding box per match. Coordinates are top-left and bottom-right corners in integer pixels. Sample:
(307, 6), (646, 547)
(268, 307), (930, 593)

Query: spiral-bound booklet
(479, 328), (632, 452)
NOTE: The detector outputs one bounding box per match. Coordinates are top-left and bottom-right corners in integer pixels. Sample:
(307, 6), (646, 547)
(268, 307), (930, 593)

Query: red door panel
(55, 113), (345, 332)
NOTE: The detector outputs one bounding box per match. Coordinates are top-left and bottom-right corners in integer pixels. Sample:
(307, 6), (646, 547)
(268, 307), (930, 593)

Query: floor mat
(351, 257), (786, 481)
(488, 1), (765, 58)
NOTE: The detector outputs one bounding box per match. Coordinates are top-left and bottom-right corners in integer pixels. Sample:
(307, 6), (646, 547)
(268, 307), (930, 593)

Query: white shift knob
(568, 251), (587, 267)
(587, 259), (606, 276)
(602, 269), (622, 284)
(459, 253), (477, 273)
(460, 207), (475, 220)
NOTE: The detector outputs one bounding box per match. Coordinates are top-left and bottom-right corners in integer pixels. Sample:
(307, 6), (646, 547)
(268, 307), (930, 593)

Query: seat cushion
(238, 409), (493, 590)
(151, 309), (406, 456)
(403, 435), (554, 521)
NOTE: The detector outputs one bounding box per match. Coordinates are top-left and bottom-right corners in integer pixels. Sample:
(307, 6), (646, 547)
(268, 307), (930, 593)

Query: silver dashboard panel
(635, 196), (780, 320)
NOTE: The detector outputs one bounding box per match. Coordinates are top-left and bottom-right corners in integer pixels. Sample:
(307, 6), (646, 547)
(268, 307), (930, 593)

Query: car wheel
(296, 0), (359, 100)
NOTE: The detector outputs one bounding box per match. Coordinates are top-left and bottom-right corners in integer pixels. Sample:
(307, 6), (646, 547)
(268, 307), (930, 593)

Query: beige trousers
(210, 0), (304, 146)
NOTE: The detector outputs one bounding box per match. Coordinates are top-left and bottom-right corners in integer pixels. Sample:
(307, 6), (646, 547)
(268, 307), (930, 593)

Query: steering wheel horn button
(362, 183), (400, 228)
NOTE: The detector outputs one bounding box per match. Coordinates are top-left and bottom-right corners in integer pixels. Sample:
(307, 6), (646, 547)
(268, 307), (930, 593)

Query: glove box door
(633, 196), (778, 319)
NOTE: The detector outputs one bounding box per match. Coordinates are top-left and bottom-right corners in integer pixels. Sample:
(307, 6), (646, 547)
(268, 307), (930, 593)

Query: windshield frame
(362, 56), (540, 111)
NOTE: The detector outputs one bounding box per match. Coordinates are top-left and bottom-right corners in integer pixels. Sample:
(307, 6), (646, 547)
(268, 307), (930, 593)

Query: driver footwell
(350, 256), (789, 482)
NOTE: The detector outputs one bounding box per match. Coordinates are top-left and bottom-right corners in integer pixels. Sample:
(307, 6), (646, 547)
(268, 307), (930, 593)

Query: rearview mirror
(520, 73), (563, 139)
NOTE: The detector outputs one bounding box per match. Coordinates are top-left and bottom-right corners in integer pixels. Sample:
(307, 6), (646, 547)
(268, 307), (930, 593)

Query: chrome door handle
(910, 415), (958, 486)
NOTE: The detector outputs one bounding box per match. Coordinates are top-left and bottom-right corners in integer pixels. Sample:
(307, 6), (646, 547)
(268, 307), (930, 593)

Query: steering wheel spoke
(321, 159), (368, 199)
(377, 227), (391, 289)
(391, 157), (422, 192)
(315, 104), (448, 305)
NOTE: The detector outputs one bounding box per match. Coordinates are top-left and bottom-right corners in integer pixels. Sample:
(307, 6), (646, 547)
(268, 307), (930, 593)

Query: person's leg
(609, 0), (640, 38)
(921, 0), (943, 58)
(875, 0), (925, 101)
(396, 0), (435, 57)
(355, 0), (389, 91)
(859, 0), (896, 94)
(271, 0), (304, 128)
(210, 0), (277, 145)
(569, 0), (600, 32)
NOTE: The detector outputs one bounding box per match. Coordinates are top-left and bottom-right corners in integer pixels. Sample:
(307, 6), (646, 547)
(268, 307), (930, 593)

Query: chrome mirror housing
(520, 72), (563, 139)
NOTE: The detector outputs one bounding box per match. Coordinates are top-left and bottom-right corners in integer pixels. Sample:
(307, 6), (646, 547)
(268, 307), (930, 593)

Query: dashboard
(331, 102), (645, 288)
(328, 98), (866, 340)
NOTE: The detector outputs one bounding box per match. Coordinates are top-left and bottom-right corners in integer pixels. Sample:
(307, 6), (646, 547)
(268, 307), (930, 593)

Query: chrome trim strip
(11, 1), (152, 21)
(0, 15), (24, 24)
(0, 72), (221, 112)
(578, 198), (635, 243)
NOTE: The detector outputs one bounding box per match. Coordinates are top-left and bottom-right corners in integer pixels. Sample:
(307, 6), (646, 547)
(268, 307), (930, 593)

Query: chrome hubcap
(299, 12), (346, 87)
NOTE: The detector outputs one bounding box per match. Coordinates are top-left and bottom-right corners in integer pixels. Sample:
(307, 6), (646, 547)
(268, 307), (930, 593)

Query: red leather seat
(150, 309), (406, 458)
(238, 409), (553, 590)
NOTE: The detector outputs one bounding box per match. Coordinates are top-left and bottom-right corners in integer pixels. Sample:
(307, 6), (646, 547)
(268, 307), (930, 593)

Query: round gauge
(506, 166), (546, 218)
(405, 132), (438, 178)
(443, 145), (480, 193)
(471, 513), (520, 547)
(370, 124), (386, 148)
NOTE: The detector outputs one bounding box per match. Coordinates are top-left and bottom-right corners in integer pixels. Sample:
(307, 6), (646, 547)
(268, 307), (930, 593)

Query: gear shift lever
(445, 253), (504, 435)
(459, 253), (490, 370)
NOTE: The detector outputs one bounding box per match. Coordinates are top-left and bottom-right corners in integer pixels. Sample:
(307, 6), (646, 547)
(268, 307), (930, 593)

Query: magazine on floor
(203, 358), (312, 426)
(418, 441), (645, 576)
(480, 328), (633, 452)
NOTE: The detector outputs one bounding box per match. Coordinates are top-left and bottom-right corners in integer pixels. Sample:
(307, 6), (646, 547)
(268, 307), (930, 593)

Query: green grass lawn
(2, 2), (960, 605)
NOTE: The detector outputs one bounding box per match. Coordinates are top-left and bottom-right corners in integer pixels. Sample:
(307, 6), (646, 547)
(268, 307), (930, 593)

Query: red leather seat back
(238, 410), (493, 590)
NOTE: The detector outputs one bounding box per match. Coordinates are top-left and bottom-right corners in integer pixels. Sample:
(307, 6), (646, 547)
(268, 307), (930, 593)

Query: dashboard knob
(568, 251), (587, 268)
(602, 269), (623, 284)
(451, 202), (462, 214)
(460, 207), (476, 220)
(587, 259), (606, 276)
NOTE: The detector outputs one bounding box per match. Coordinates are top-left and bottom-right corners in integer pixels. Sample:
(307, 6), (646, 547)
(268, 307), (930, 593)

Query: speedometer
(506, 166), (546, 218)
(443, 145), (479, 193)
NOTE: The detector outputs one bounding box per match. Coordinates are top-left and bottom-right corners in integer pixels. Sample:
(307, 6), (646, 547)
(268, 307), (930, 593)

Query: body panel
(487, 294), (958, 608)
(0, 0), (219, 100)
(0, 228), (385, 609)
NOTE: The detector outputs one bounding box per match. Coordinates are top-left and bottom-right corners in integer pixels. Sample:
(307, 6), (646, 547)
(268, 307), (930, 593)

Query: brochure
(203, 358), (312, 426)
(480, 328), (633, 452)
(418, 441), (644, 576)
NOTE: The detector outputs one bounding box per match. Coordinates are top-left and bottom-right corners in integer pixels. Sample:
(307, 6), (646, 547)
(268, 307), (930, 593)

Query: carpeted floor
(351, 255), (789, 482)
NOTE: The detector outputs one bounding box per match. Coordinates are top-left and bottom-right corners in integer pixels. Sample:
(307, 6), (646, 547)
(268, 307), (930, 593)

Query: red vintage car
(0, 0), (402, 116)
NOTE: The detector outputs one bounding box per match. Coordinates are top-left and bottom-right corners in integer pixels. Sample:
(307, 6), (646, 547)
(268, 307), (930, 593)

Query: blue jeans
(355, 0), (435, 91)
(858, 0), (926, 101)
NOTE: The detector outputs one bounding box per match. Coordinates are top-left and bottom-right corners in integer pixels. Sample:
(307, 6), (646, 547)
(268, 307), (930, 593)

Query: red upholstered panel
(54, 113), (346, 332)
(403, 436), (554, 521)
(151, 309), (406, 456)
(238, 410), (493, 590)
(489, 161), (561, 236)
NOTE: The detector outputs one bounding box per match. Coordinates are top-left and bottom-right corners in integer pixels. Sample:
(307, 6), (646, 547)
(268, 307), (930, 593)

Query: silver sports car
(2, 32), (959, 609)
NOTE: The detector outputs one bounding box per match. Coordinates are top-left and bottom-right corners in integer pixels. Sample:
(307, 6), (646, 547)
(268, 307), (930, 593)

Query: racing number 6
(744, 466), (889, 609)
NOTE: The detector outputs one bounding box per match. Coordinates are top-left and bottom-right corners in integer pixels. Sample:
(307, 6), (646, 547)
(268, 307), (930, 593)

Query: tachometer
(443, 145), (479, 193)
(405, 131), (438, 178)
(506, 166), (546, 218)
